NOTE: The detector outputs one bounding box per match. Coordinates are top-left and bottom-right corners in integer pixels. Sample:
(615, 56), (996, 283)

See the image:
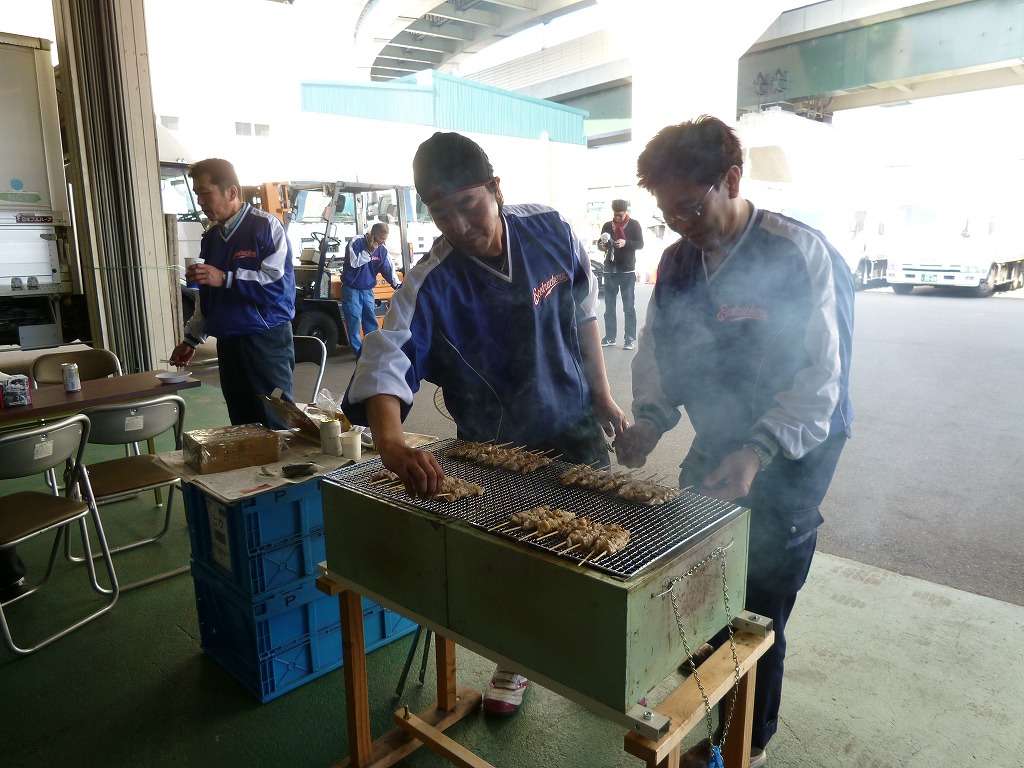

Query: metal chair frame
(78, 395), (187, 590)
(293, 334), (328, 404)
(30, 349), (126, 498)
(0, 414), (119, 656)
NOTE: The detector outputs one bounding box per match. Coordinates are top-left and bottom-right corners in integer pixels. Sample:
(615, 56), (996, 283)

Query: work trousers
(341, 285), (379, 358)
(678, 429), (849, 750)
(603, 270), (636, 343)
(217, 322), (295, 429)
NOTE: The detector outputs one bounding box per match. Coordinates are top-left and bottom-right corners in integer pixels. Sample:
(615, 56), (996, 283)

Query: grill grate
(325, 438), (743, 580)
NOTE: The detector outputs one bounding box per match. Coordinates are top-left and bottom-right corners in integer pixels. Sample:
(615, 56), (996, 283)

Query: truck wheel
(855, 262), (870, 290)
(891, 284), (914, 295)
(972, 267), (996, 298)
(294, 310), (340, 350)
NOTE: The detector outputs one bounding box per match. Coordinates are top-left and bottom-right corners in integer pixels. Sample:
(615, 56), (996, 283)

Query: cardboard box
(183, 424), (281, 475)
(330, 273), (342, 300)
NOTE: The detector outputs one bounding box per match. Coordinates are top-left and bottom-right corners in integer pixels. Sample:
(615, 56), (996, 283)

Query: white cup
(184, 256), (204, 287)
(319, 419), (343, 456)
(341, 431), (362, 461)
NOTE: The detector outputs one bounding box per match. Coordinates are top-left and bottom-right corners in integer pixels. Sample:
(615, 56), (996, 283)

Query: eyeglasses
(663, 173), (725, 225)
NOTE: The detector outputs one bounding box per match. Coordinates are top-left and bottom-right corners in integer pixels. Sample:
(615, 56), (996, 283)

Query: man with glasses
(343, 131), (627, 718)
(340, 222), (400, 359)
(616, 116), (855, 768)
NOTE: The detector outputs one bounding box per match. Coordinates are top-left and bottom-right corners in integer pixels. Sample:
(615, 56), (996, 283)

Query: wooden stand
(317, 576), (773, 768)
(624, 629), (775, 768)
(317, 577), (486, 768)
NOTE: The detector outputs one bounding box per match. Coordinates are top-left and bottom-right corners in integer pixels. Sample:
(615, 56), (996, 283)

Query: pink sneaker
(482, 670), (528, 717)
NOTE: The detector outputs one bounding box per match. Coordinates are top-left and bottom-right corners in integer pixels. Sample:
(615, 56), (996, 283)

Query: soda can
(61, 362), (82, 393)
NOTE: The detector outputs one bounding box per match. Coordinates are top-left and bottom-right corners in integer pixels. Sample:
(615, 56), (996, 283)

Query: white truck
(0, 32), (89, 348)
(885, 207), (1024, 298)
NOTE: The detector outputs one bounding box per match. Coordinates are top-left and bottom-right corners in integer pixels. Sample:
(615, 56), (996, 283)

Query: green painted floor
(2, 382), (1023, 768)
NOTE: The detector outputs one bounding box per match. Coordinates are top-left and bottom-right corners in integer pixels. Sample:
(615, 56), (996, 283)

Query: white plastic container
(341, 431), (362, 461)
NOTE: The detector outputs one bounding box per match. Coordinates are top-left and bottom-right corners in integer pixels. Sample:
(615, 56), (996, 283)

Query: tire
(891, 283), (914, 295)
(854, 262), (870, 291)
(294, 309), (340, 350)
(972, 267), (996, 298)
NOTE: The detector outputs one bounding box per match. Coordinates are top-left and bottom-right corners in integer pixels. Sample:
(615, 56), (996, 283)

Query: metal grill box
(321, 442), (750, 716)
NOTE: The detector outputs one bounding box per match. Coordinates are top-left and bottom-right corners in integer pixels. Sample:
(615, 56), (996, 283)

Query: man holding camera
(598, 199), (643, 350)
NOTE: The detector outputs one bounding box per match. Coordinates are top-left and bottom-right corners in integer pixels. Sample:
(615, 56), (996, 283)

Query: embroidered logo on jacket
(533, 272), (569, 305)
(234, 249), (257, 260)
(716, 304), (769, 322)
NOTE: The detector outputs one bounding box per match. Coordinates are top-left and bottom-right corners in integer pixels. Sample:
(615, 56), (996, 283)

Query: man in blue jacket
(169, 158), (296, 428)
(616, 116), (855, 768)
(340, 222), (400, 359)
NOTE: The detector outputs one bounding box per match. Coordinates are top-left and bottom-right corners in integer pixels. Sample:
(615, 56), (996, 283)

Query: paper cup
(319, 419), (343, 456)
(184, 256), (204, 287)
(341, 431), (362, 461)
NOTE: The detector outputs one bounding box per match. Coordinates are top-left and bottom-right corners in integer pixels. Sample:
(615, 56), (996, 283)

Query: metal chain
(666, 542), (742, 752)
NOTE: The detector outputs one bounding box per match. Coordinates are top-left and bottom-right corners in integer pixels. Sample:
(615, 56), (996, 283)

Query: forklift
(286, 181), (419, 350)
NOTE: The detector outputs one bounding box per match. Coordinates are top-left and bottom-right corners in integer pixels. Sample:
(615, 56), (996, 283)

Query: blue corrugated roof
(300, 71), (587, 145)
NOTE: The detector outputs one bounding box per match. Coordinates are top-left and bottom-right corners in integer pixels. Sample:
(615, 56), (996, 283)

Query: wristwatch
(743, 441), (773, 472)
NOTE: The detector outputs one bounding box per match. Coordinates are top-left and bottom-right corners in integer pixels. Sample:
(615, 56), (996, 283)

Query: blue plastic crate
(192, 561), (418, 702)
(184, 481), (326, 598)
(192, 559), (346, 656)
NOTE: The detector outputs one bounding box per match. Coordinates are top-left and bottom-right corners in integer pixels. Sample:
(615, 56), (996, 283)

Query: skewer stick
(495, 441), (514, 448)
(487, 521), (511, 531)
(578, 551), (595, 566)
(536, 531), (560, 541)
(505, 525), (523, 533)
(680, 484), (694, 493)
(562, 543), (580, 554)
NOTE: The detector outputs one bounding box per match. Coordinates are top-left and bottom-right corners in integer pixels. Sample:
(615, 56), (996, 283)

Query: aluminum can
(61, 362), (82, 393)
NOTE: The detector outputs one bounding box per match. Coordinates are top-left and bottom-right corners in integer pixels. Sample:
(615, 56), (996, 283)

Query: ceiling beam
(424, 7), (501, 28)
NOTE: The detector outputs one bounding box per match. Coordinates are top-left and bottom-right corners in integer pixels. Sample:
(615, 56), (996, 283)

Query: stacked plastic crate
(184, 478), (416, 702)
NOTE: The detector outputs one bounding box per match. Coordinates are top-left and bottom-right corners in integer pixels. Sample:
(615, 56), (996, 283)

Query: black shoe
(623, 339), (635, 350)
(601, 337), (615, 347)
(0, 577), (28, 603)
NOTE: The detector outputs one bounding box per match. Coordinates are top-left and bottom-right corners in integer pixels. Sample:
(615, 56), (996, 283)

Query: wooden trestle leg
(316, 577), (483, 768)
(623, 630), (774, 768)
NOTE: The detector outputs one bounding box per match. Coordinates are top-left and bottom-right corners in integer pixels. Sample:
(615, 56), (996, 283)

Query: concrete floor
(2, 318), (1023, 767)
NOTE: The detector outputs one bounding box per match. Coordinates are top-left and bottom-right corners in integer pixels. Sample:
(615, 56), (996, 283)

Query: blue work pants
(341, 285), (379, 358)
(217, 322), (295, 429)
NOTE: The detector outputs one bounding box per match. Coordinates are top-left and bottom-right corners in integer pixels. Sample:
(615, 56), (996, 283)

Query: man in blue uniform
(343, 131), (628, 717)
(169, 158), (296, 428)
(616, 116), (855, 768)
(340, 222), (400, 359)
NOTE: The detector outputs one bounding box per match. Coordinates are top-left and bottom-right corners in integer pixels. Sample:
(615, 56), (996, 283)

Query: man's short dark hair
(637, 116), (743, 192)
(369, 222), (389, 239)
(188, 158), (240, 192)
(611, 199), (629, 213)
(413, 132), (495, 204)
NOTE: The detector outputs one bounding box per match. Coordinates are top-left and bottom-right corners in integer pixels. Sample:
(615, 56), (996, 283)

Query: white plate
(156, 371), (189, 385)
